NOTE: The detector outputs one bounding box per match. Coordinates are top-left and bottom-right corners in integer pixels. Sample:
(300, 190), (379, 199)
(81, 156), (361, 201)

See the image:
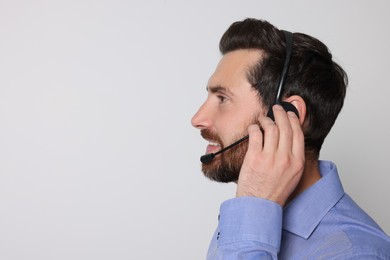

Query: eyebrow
(206, 85), (235, 97)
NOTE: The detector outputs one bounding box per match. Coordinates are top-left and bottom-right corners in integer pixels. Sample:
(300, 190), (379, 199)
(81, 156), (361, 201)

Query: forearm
(207, 197), (282, 260)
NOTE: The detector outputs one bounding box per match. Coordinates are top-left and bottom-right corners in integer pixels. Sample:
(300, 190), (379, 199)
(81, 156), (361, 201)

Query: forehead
(208, 49), (264, 89)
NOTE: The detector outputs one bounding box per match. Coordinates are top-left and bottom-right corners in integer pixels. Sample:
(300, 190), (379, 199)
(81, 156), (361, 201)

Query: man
(192, 18), (390, 259)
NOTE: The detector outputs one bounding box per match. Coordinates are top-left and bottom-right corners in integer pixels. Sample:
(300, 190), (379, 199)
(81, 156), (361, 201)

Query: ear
(283, 95), (306, 125)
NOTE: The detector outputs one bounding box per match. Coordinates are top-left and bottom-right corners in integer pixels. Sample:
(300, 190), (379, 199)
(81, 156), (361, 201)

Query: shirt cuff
(217, 196), (283, 250)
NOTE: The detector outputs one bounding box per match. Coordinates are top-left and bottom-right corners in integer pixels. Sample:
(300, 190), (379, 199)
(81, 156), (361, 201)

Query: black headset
(266, 30), (299, 120)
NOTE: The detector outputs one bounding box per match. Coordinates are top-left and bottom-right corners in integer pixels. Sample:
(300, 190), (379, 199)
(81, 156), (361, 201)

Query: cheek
(214, 101), (262, 144)
(217, 120), (249, 146)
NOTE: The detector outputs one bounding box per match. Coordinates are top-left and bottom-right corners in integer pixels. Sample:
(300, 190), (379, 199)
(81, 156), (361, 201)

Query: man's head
(192, 18), (347, 182)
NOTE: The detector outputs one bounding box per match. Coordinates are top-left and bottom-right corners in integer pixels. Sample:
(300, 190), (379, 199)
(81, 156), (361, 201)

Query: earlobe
(284, 95), (306, 125)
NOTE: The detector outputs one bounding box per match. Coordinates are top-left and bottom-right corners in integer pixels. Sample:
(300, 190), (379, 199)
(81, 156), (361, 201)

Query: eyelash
(217, 95), (227, 103)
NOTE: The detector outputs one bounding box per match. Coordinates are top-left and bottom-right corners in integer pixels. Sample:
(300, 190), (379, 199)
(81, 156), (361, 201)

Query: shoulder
(340, 227), (390, 258)
(295, 214), (390, 259)
(318, 194), (390, 258)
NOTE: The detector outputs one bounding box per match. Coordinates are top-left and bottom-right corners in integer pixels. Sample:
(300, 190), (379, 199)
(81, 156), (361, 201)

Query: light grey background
(0, 1), (389, 259)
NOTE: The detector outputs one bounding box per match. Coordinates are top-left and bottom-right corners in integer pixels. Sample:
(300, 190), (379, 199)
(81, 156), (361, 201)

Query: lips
(206, 139), (221, 154)
(200, 130), (223, 154)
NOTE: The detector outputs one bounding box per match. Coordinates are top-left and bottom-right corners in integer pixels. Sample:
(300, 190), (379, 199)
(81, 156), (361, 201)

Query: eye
(217, 95), (228, 103)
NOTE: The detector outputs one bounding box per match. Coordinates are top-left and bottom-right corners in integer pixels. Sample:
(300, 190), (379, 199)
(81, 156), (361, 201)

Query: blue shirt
(207, 161), (390, 259)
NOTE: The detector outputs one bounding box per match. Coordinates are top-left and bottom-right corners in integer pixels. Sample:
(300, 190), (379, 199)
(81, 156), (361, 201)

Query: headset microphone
(200, 30), (297, 164)
(200, 135), (249, 164)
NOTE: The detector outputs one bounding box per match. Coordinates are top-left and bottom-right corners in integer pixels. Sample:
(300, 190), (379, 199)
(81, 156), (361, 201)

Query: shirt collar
(282, 160), (345, 239)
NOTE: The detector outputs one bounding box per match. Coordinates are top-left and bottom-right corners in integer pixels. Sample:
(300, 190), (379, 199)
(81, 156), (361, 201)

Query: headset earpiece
(266, 102), (299, 121)
(281, 102), (299, 117)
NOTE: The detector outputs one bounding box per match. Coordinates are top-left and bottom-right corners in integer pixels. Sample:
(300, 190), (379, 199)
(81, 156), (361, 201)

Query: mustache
(199, 115), (260, 152)
(200, 129), (224, 148)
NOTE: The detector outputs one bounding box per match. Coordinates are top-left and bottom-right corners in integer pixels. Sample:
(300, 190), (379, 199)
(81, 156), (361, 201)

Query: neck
(286, 158), (321, 205)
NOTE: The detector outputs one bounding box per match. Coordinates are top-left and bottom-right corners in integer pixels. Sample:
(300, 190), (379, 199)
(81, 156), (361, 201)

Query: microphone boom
(200, 135), (249, 163)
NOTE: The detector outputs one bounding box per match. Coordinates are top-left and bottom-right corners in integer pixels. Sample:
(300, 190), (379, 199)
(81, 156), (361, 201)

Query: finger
(246, 124), (264, 155)
(273, 104), (293, 152)
(287, 111), (305, 158)
(259, 110), (279, 152)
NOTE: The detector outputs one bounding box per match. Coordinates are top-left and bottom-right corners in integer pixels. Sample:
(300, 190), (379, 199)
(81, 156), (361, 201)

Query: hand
(236, 105), (305, 206)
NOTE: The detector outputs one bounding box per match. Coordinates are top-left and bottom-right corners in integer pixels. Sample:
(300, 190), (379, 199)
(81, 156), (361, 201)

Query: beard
(200, 118), (258, 183)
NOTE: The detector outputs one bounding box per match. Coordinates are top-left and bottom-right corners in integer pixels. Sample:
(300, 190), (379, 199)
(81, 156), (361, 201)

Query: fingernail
(287, 111), (297, 117)
(274, 104), (283, 110)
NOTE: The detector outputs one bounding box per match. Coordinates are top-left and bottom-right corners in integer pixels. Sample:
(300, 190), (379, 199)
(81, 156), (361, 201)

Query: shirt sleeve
(207, 196), (283, 260)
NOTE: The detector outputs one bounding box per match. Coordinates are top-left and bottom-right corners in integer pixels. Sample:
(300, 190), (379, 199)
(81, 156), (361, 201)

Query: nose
(191, 102), (213, 130)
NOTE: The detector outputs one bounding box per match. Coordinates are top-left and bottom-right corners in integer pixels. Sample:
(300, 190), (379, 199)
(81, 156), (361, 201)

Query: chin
(201, 136), (248, 183)
(202, 162), (240, 183)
